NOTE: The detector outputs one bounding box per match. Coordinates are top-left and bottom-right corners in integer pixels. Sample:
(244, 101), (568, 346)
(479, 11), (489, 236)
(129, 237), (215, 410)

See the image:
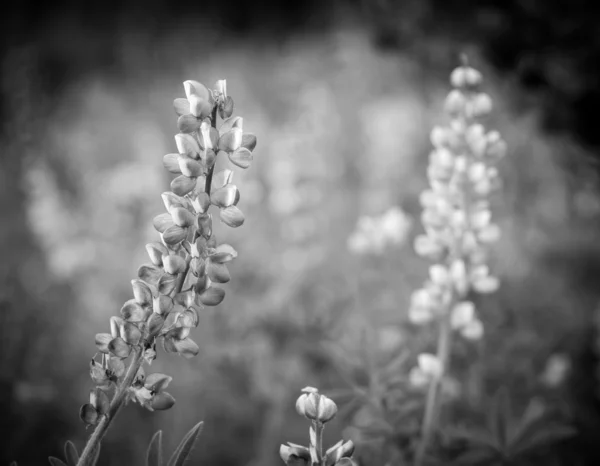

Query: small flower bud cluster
(347, 206), (412, 255)
(409, 63), (505, 337)
(84, 79), (257, 423)
(280, 387), (357, 466)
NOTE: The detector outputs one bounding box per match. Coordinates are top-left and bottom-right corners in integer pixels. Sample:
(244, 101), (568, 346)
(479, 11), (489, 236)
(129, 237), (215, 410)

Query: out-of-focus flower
(409, 353), (443, 388)
(347, 206), (412, 255)
(409, 62), (506, 344)
(540, 353), (571, 387)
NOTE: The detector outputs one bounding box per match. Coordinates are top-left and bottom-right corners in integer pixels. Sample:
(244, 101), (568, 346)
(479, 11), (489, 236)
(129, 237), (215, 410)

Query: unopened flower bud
(444, 90), (466, 115)
(295, 387), (337, 423)
(450, 66), (468, 88)
(461, 319), (484, 340)
(471, 93), (493, 117)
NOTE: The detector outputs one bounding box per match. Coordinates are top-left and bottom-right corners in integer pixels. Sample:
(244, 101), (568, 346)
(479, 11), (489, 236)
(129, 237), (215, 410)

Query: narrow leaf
(48, 458), (67, 466)
(167, 422), (204, 466)
(64, 441), (79, 466)
(146, 430), (163, 466)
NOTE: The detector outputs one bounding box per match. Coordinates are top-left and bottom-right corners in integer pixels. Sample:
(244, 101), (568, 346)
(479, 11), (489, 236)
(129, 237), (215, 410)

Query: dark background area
(3, 1), (600, 465)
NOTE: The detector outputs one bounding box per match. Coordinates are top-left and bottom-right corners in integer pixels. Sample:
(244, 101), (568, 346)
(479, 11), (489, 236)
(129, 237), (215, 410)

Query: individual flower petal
(153, 294), (174, 315)
(218, 128), (243, 152)
(163, 225), (188, 245)
(80, 404), (99, 426)
(241, 133), (257, 152)
(184, 80), (211, 101)
(175, 133), (202, 158)
(191, 192), (211, 214)
(153, 213), (175, 233)
(229, 147), (253, 168)
(171, 175), (197, 197)
(207, 261), (230, 283)
(95, 333), (113, 353)
(211, 168), (234, 191)
(317, 395), (337, 423)
(148, 313), (165, 337)
(196, 213), (213, 239)
(280, 444), (311, 466)
(219, 95), (234, 119)
(177, 114), (201, 133)
(90, 387), (110, 415)
(163, 153), (182, 174)
(131, 279), (153, 306)
(220, 205), (245, 227)
(163, 255), (186, 275)
(211, 184), (238, 208)
(151, 391), (176, 411)
(177, 155), (204, 178)
(198, 286), (225, 306)
(158, 273), (178, 295)
(173, 337), (200, 358)
(209, 244), (238, 263)
(161, 192), (187, 212)
(145, 373), (173, 392)
(219, 116), (242, 137)
(173, 98), (190, 116)
(120, 299), (148, 322)
(108, 337), (131, 358)
(121, 322), (142, 345)
(146, 242), (168, 266)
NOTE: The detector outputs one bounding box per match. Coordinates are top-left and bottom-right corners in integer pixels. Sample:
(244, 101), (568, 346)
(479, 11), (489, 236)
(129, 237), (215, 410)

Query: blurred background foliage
(2, 0), (600, 465)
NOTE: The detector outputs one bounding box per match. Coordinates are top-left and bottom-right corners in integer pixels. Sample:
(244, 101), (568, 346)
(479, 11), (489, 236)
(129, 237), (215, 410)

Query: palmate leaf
(167, 421), (204, 466)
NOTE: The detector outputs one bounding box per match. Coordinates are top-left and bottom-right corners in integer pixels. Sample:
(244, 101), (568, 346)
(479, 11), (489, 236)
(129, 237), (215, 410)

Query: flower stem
(77, 345), (145, 466)
(310, 421), (324, 466)
(414, 303), (453, 466)
(78, 237), (193, 465)
(205, 106), (219, 195)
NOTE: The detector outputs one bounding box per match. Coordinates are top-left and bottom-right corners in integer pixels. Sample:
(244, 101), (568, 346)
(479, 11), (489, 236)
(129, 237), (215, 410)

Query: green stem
(78, 231), (193, 465)
(205, 106), (218, 195)
(414, 300), (454, 466)
(311, 421), (324, 466)
(77, 346), (145, 466)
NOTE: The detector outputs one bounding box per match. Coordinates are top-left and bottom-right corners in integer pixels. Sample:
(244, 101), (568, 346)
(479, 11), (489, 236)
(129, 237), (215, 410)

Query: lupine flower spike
(411, 57), (506, 465)
(280, 387), (357, 466)
(75, 79), (257, 466)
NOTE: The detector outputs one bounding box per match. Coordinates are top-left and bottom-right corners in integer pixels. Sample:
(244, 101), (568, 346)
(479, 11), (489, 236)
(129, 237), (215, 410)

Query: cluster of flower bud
(85, 79), (257, 422)
(408, 63), (505, 345)
(295, 386), (338, 423)
(280, 388), (356, 466)
(347, 206), (412, 255)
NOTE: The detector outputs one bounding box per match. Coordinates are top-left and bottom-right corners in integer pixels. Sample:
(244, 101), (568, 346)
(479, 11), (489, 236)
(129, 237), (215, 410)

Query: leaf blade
(167, 421), (204, 466)
(146, 430), (163, 466)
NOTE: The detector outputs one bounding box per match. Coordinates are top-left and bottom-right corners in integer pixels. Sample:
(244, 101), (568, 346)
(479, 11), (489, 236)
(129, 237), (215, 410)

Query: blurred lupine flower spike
(408, 59), (505, 344)
(412, 58), (506, 466)
(281, 388), (356, 466)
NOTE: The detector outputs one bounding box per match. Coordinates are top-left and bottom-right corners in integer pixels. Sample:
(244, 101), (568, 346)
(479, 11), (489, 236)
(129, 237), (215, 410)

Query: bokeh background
(3, 0), (600, 464)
